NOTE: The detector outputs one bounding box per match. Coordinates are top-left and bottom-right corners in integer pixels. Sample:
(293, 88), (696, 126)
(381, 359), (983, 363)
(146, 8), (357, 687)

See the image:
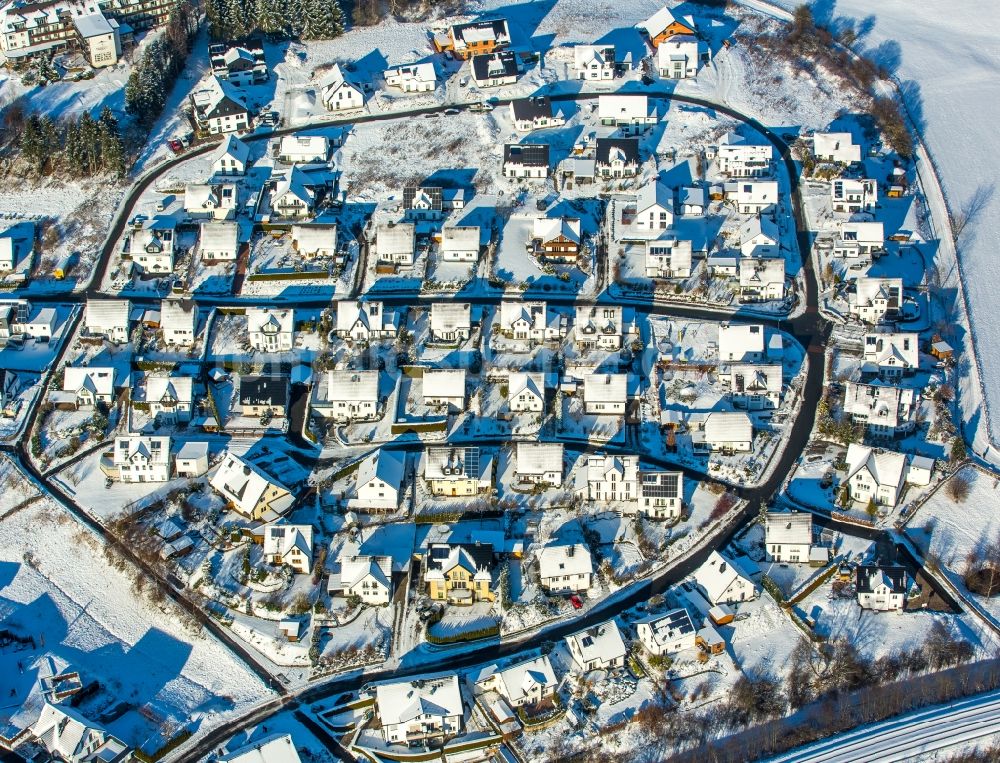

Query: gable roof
(704, 411), (753, 443)
(239, 375), (288, 407)
(508, 371), (545, 401)
(636, 607), (696, 647)
(692, 550), (755, 602)
(533, 216), (581, 244)
(511, 95), (554, 122)
(845, 443), (907, 489)
(423, 368), (466, 399)
(583, 373), (628, 404)
(566, 620), (626, 663)
(375, 674), (462, 725)
(218, 734), (302, 763)
(595, 137), (640, 166)
(538, 542), (592, 578)
(764, 510), (812, 545)
(637, 6), (696, 38)
(472, 50), (519, 81)
(211, 134), (250, 167)
(504, 143), (549, 167)
(430, 302), (471, 334)
(357, 449), (406, 491)
(209, 453), (293, 516)
(515, 442), (563, 476)
(856, 564), (907, 594)
(327, 369), (379, 402)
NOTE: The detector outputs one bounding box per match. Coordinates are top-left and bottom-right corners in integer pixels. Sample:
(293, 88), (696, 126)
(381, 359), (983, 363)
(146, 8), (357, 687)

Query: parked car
(569, 595), (583, 609)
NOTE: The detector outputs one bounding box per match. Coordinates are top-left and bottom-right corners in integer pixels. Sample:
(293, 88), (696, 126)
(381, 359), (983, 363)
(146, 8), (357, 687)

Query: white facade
(863, 331), (919, 379)
(583, 373), (628, 415)
(538, 543), (592, 593)
(718, 323), (766, 363)
(278, 135), (328, 164)
(263, 524), (313, 574)
(832, 178), (877, 212)
(247, 307), (294, 352)
(508, 371), (545, 413)
(565, 621), (626, 672)
(843, 381), (916, 437)
(375, 675), (463, 745)
(440, 226), (480, 261)
(814, 132), (862, 164)
(692, 551), (758, 604)
(584, 454), (638, 502)
(113, 435), (171, 483)
(717, 131), (773, 178)
(320, 65), (364, 111)
(644, 237), (693, 279)
(515, 442), (563, 486)
(726, 364), (782, 410)
(384, 62), (437, 92)
(739, 257), (786, 302)
(375, 223), (416, 266)
(200, 221), (239, 262)
(574, 44), (615, 80)
(319, 370), (379, 422)
(850, 277), (903, 324)
(702, 412), (754, 452)
(764, 510), (813, 563)
(355, 449), (405, 509)
(636, 608), (697, 656)
(160, 298), (198, 347)
(336, 300), (397, 341)
(657, 35), (699, 78)
(575, 305), (624, 350)
(85, 298), (130, 344)
(430, 302), (471, 343)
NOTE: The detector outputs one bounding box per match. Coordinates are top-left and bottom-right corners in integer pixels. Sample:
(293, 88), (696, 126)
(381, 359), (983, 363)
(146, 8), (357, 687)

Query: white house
(636, 608), (697, 656)
(160, 298), (198, 347)
(634, 179), (674, 231)
(30, 703), (130, 763)
(645, 237), (693, 279)
(184, 183), (237, 220)
(291, 224), (338, 259)
(354, 449), (406, 510)
(739, 257), (786, 302)
(270, 166), (315, 219)
(598, 94), (656, 133)
(693, 551), (757, 604)
(701, 412), (753, 452)
(508, 371), (546, 413)
(190, 76), (250, 134)
(440, 226), (480, 262)
(850, 277), (903, 324)
(85, 298), (130, 344)
(636, 470), (683, 520)
(843, 381), (916, 438)
(278, 135), (328, 164)
(834, 221), (884, 259)
(583, 454), (638, 502)
(856, 565), (908, 611)
(331, 547), (393, 604)
(657, 35), (699, 78)
(678, 185), (706, 215)
(247, 307), (294, 353)
(422, 368), (466, 411)
(575, 305), (625, 350)
(211, 134), (250, 176)
(210, 452), (294, 521)
(375, 223), (416, 266)
(218, 735), (300, 763)
(596, 137), (641, 177)
(60, 367), (116, 408)
(423, 446), (493, 497)
(514, 442), (563, 486)
(384, 62), (437, 93)
(814, 131), (861, 164)
(574, 44), (615, 80)
(764, 510), (813, 563)
(565, 621), (627, 672)
(374, 675), (463, 745)
(503, 143), (550, 179)
(316, 370), (379, 422)
(126, 217), (176, 273)
(717, 131), (773, 178)
(200, 221), (239, 262)
(475, 655), (558, 707)
(336, 300), (397, 341)
(113, 435), (171, 483)
(498, 300), (551, 342)
(832, 178), (877, 212)
(718, 323), (766, 363)
(737, 214), (780, 258)
(538, 542), (592, 593)
(144, 374), (193, 424)
(175, 441), (209, 478)
(319, 64), (364, 112)
(429, 302), (471, 344)
(471, 50), (518, 87)
(862, 331), (919, 379)
(263, 524), (314, 574)
(509, 96), (565, 132)
(726, 364), (782, 410)
(728, 180), (780, 215)
(845, 443), (932, 508)
(583, 373), (628, 415)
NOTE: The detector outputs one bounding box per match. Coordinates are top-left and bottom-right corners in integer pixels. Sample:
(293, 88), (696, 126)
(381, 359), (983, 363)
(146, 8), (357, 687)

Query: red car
(168, 139), (184, 154)
(569, 595), (583, 609)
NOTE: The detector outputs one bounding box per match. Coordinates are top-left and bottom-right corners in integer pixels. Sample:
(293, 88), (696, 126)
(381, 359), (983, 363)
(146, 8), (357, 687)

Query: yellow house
(425, 544), (495, 605)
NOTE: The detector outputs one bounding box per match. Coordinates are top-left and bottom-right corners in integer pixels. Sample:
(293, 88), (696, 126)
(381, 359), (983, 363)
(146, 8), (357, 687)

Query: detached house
(159, 298), (198, 347)
(596, 137), (640, 178)
(503, 143), (550, 179)
(575, 305), (625, 350)
(475, 655), (558, 708)
(422, 368), (466, 411)
(59, 367), (116, 409)
(738, 214), (780, 258)
(636, 608), (697, 656)
(210, 452), (294, 521)
(843, 381), (916, 438)
(599, 95), (656, 135)
(850, 277), (903, 324)
(354, 449), (406, 510)
(532, 216), (581, 263)
(175, 442), (209, 478)
(574, 44), (616, 80)
(316, 370), (379, 422)
(191, 76), (250, 134)
(834, 222), (884, 259)
(699, 412), (754, 452)
(716, 131), (773, 178)
(764, 510), (813, 563)
(583, 373), (628, 415)
(845, 443), (933, 508)
(440, 17), (511, 59)
(856, 564), (908, 611)
(319, 64), (364, 112)
(375, 223), (416, 266)
(263, 524), (313, 574)
(384, 62), (437, 93)
(508, 371), (546, 413)
(239, 375), (289, 419)
(30, 703), (131, 763)
(211, 43), (267, 86)
(331, 547), (393, 604)
(515, 442), (563, 487)
(583, 454), (638, 502)
(270, 166), (315, 219)
(725, 364), (782, 410)
(429, 302), (471, 343)
(565, 621), (627, 672)
(247, 307), (294, 353)
(291, 224), (338, 259)
(126, 217), (176, 273)
(657, 35), (700, 78)
(637, 470), (683, 520)
(538, 542), (593, 593)
(739, 257), (786, 302)
(440, 226), (480, 262)
(144, 374), (193, 424)
(718, 323), (766, 363)
(336, 300), (397, 341)
(85, 298), (130, 344)
(693, 551), (757, 604)
(510, 96), (565, 132)
(862, 331), (919, 379)
(424, 446), (493, 497)
(832, 178), (878, 212)
(471, 50), (519, 88)
(374, 675), (463, 746)
(728, 180), (780, 215)
(403, 185), (443, 221)
(278, 135), (328, 164)
(200, 221), (239, 262)
(645, 237), (693, 279)
(425, 542), (495, 604)
(184, 183), (237, 220)
(211, 134), (250, 176)
(113, 435), (171, 483)
(637, 6), (697, 48)
(498, 300), (564, 343)
(634, 179), (674, 231)
(813, 132), (861, 164)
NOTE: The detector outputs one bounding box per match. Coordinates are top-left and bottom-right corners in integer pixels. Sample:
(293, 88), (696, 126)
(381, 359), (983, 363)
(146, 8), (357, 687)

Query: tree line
(17, 107), (127, 179)
(204, 0), (345, 42)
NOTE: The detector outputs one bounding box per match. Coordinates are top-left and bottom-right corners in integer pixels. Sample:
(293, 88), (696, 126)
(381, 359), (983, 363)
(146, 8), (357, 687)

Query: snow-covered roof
(247, 307), (294, 335)
(200, 220), (239, 252)
(376, 222), (415, 256)
(375, 674), (463, 726)
(853, 277), (903, 308)
(326, 370), (378, 403)
(430, 302), (471, 335)
(63, 366), (116, 398)
(538, 542), (592, 579)
(843, 381), (915, 428)
(271, 166), (315, 207)
(515, 442), (563, 477)
(423, 368), (466, 400)
(838, 221), (884, 244)
(337, 300), (394, 335)
(585, 454), (638, 484)
(692, 551), (755, 604)
(113, 435), (169, 469)
(738, 257), (785, 288)
(160, 297), (197, 331)
(480, 654), (558, 705)
(636, 607), (696, 648)
(565, 620), (626, 664)
(499, 300), (547, 331)
(508, 371), (545, 401)
(145, 374), (193, 406)
(704, 412), (753, 444)
(338, 549), (392, 590)
(356, 449), (406, 491)
(211, 134), (250, 167)
(291, 223), (337, 254)
(728, 364), (782, 395)
(637, 6), (695, 38)
(583, 373), (628, 404)
(210, 453), (293, 518)
(424, 446), (483, 481)
(764, 510), (812, 546)
(441, 225), (480, 253)
(385, 61), (437, 83)
(278, 134), (328, 160)
(846, 443), (907, 489)
(863, 331), (918, 370)
(176, 441), (209, 462)
(85, 298), (130, 332)
(533, 215), (581, 244)
(636, 178), (673, 215)
(218, 734), (302, 763)
(573, 44), (614, 70)
(263, 524), (314, 563)
(718, 323), (765, 360)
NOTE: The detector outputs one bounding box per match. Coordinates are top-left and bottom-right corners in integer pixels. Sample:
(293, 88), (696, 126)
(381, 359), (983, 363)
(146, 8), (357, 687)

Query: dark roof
(239, 375), (289, 408)
(403, 186), (443, 211)
(595, 137), (640, 166)
(855, 564), (907, 594)
(639, 471), (680, 498)
(426, 542), (495, 572)
(510, 96), (553, 123)
(504, 143), (550, 167)
(452, 17), (510, 45)
(471, 51), (519, 81)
